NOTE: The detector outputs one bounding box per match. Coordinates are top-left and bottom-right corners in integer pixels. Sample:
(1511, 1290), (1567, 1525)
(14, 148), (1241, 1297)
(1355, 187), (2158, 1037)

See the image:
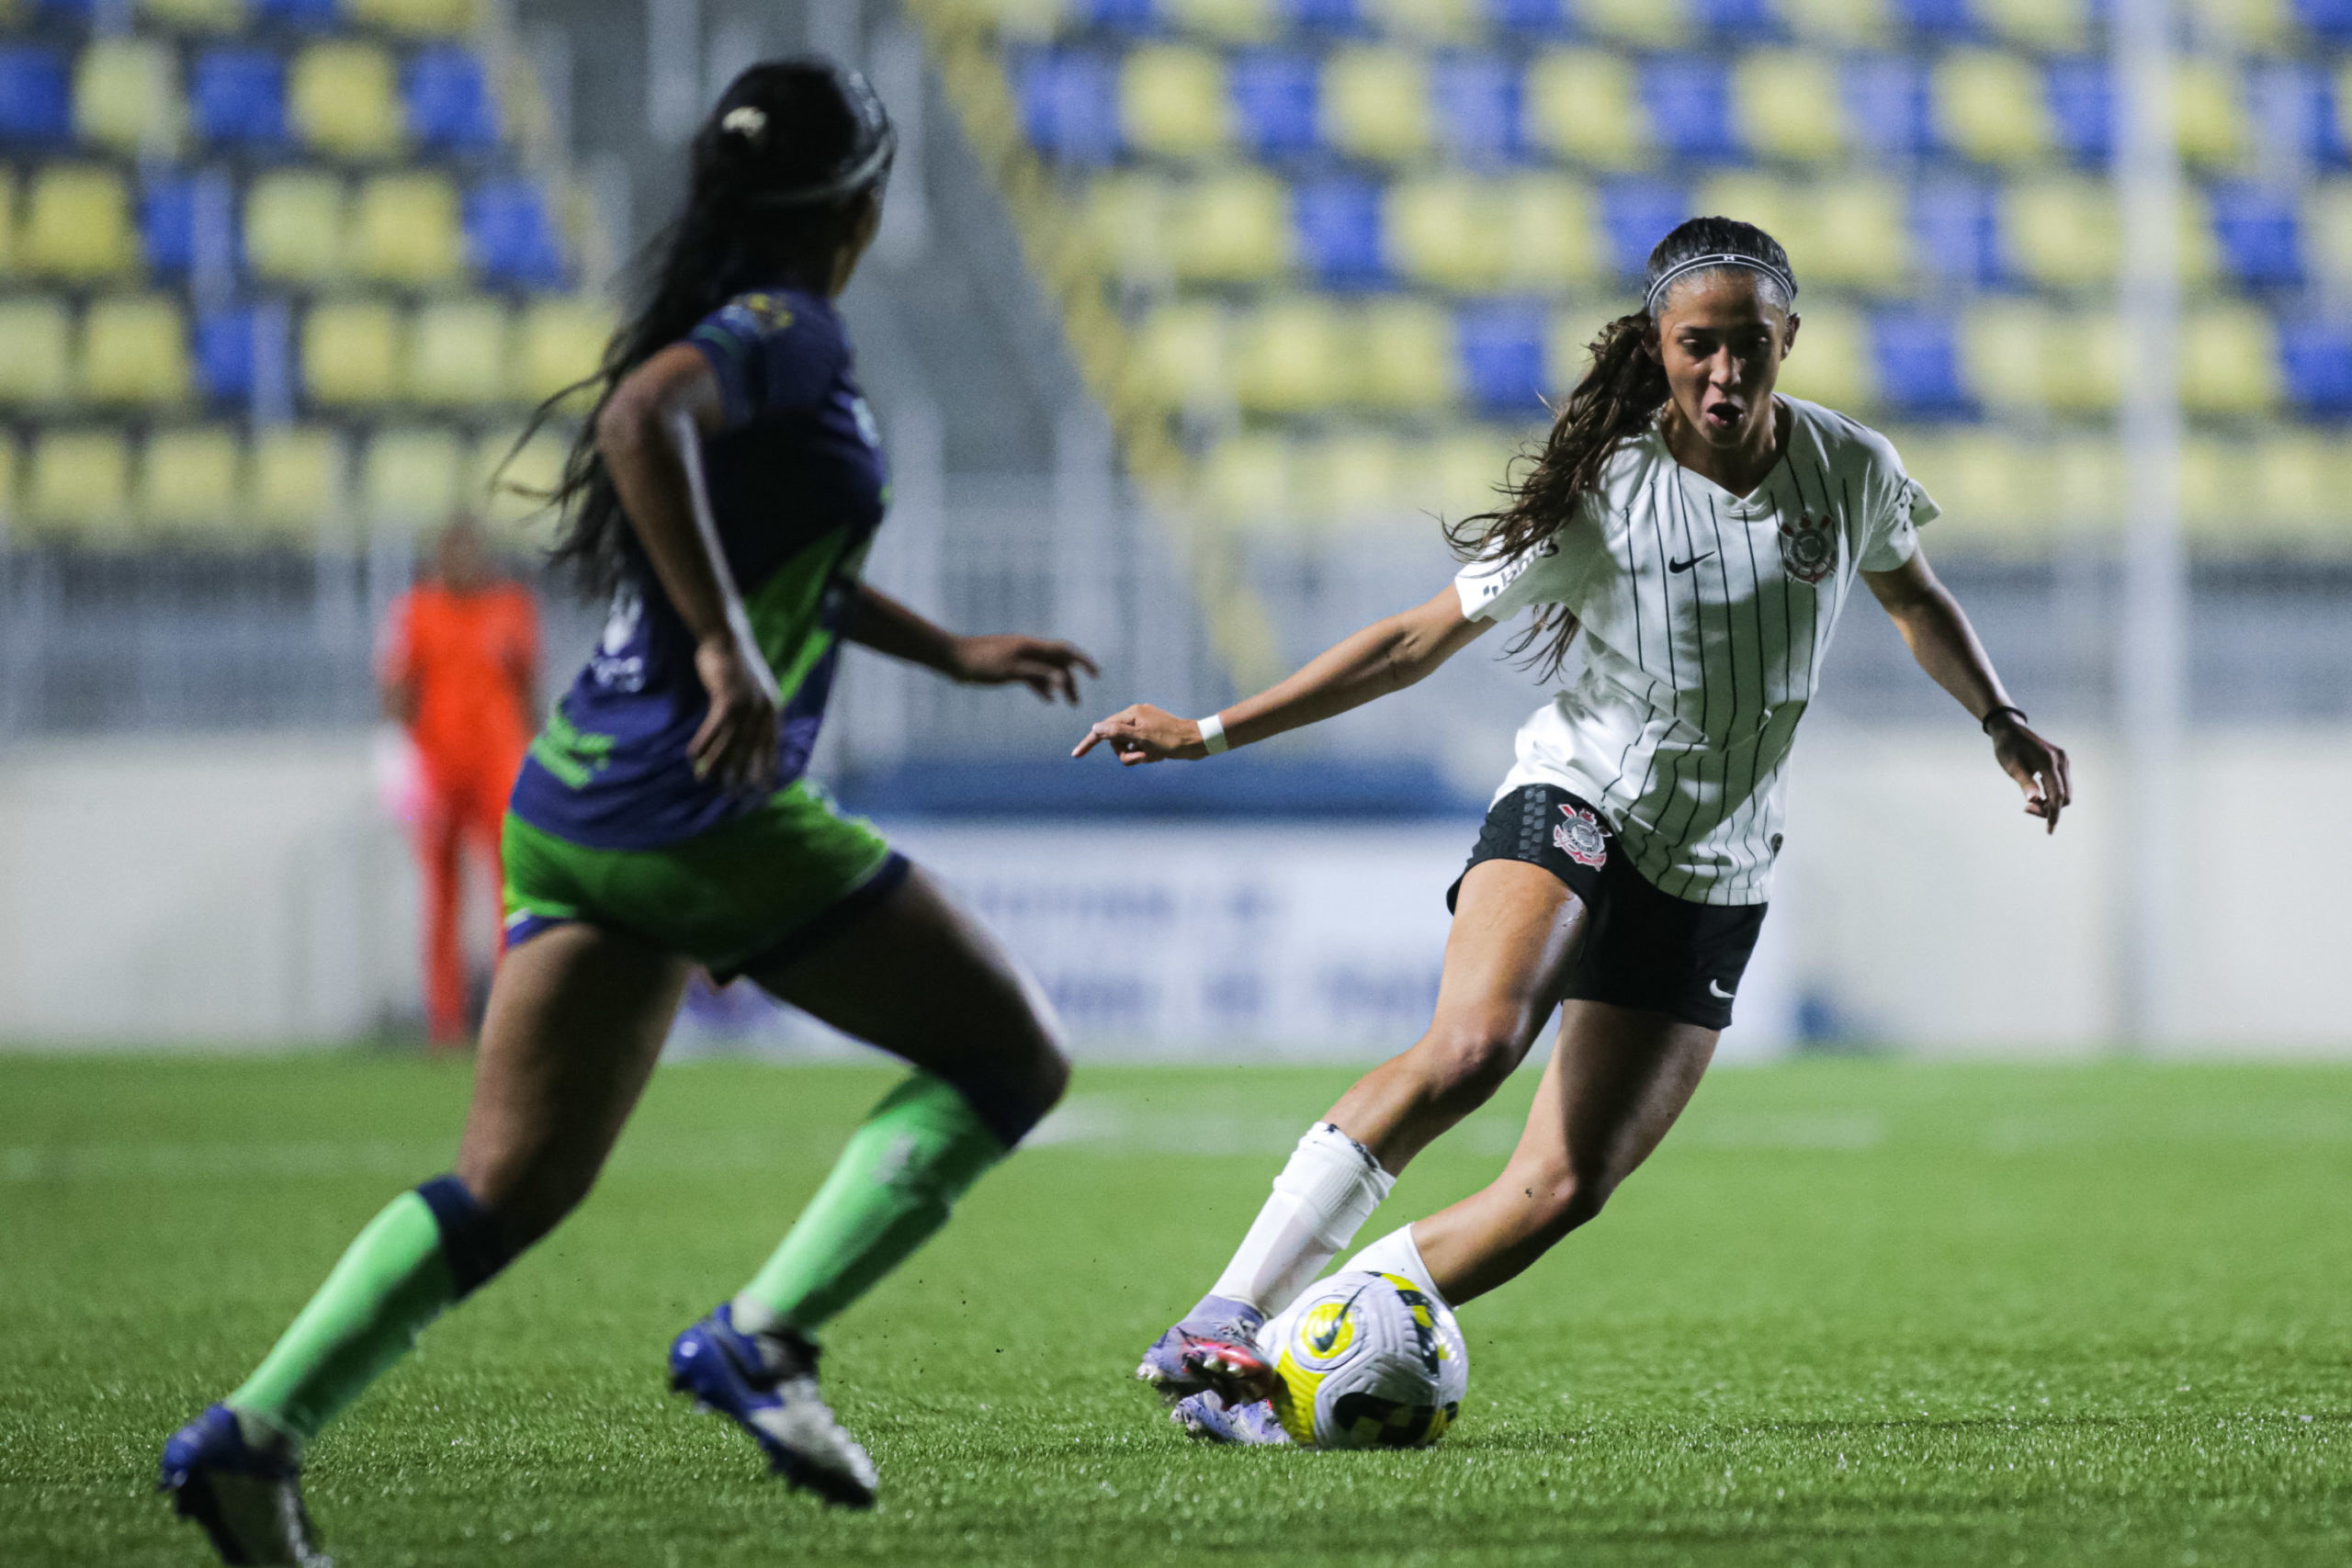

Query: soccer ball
(1261, 1269), (1468, 1449)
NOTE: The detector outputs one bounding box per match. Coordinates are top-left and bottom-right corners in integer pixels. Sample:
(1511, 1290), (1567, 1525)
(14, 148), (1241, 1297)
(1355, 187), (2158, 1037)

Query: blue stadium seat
(1018, 51), (1122, 164)
(1600, 178), (1690, 276)
(1487, 0), (1571, 28)
(195, 306), (256, 404)
(1075, 0), (1159, 29)
(253, 0), (339, 28)
(191, 50), (287, 150)
(2280, 323), (2352, 412)
(2296, 0), (2352, 42)
(0, 47), (73, 146)
(1911, 179), (2005, 286)
(1639, 58), (1736, 160)
(1231, 51), (1320, 158)
(1871, 311), (1973, 415)
(2267, 64), (2344, 164)
(1431, 56), (1522, 164)
(405, 46), (498, 153)
(1457, 302), (1547, 415)
(141, 177), (238, 279)
(2045, 59), (2112, 164)
(1842, 56), (1933, 159)
(465, 178), (564, 288)
(1690, 0), (1779, 39)
(1890, 0), (1974, 39)
(2210, 183), (2302, 288)
(1293, 179), (1387, 288)
(1285, 0), (1365, 29)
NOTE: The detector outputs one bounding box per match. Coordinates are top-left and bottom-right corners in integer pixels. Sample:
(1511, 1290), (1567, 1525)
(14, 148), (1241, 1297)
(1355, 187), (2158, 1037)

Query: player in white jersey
(1075, 216), (2075, 1444)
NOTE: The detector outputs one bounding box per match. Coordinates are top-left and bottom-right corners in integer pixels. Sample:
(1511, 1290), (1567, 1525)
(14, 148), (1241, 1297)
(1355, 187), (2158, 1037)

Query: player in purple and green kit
(160, 60), (1094, 1563)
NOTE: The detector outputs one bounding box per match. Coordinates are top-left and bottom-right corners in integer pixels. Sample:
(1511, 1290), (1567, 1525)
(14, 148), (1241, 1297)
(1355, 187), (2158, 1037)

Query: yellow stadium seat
(1360, 297), (1458, 412)
(1426, 426), (1521, 527)
(1199, 433), (1295, 532)
(2175, 61), (2245, 168)
(1120, 44), (1228, 159)
(1776, 310), (1871, 410)
(1526, 51), (1649, 169)
(471, 425), (568, 547)
(1232, 297), (1347, 414)
(1979, 0), (2087, 50)
(290, 43), (403, 159)
(0, 169), (16, 276)
(75, 39), (185, 157)
(2195, 0), (2291, 51)
(1321, 45), (1431, 164)
(245, 173), (347, 284)
(19, 165), (136, 281)
(1082, 174), (1171, 288)
(2240, 433), (2352, 548)
(1388, 175), (1505, 294)
(1545, 302), (1629, 395)
(2043, 435), (2125, 534)
(2302, 179), (2352, 293)
(0, 298), (74, 407)
(1960, 300), (2052, 413)
(2042, 312), (2123, 412)
(514, 296), (611, 406)
(1893, 428), (2039, 550)
(349, 174), (462, 286)
(1736, 51), (1844, 164)
(1498, 175), (1603, 293)
(252, 425), (346, 541)
(302, 299), (402, 406)
(363, 426), (463, 530)
(1806, 176), (1911, 292)
(1294, 431), (1408, 530)
(82, 295), (191, 406)
(2177, 436), (2245, 545)
(1366, 0), (1482, 39)
(24, 428), (132, 545)
(1933, 51), (2052, 166)
(1696, 172), (1808, 268)
(1579, 0), (1690, 47)
(347, 0), (475, 34)
(959, 0), (1066, 39)
(140, 0), (247, 29)
(410, 297), (512, 407)
(1780, 0), (1886, 43)
(1170, 169), (1291, 285)
(2001, 176), (2116, 289)
(1163, 0), (1272, 40)
(2181, 305), (2278, 414)
(1125, 300), (1230, 412)
(140, 426), (244, 541)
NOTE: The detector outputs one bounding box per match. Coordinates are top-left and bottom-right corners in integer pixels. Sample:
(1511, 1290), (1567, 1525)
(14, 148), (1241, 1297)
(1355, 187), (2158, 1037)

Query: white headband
(1645, 253), (1797, 314)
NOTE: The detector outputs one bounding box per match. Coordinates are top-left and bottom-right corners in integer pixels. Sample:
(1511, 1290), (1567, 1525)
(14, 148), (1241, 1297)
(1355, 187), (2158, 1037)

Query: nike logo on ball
(1708, 979), (1736, 999)
(1669, 553), (1713, 573)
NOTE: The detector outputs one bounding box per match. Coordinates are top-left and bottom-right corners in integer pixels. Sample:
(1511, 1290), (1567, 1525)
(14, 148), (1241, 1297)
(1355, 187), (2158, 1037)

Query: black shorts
(1447, 784), (1766, 1032)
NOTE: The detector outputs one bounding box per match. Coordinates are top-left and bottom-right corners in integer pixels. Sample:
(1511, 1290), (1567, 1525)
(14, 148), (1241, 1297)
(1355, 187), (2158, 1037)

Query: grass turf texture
(3, 1056), (2349, 1567)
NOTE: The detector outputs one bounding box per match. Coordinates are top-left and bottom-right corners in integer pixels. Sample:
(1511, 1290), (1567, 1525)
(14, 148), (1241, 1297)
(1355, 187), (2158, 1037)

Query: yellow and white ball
(1261, 1269), (1468, 1449)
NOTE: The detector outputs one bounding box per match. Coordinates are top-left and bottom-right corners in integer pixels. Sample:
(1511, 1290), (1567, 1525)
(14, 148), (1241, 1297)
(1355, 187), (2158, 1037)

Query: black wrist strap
(1980, 705), (2029, 735)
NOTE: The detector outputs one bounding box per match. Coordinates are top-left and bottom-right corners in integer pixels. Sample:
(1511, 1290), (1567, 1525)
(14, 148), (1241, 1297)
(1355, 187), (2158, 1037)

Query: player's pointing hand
(1986, 711), (2072, 834)
(1072, 704), (1209, 764)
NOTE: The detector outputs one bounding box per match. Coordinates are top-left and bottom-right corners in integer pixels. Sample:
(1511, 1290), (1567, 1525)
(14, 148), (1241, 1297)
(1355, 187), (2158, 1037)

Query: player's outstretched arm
(1074, 583), (1490, 765)
(846, 584), (1099, 704)
(1861, 547), (2073, 833)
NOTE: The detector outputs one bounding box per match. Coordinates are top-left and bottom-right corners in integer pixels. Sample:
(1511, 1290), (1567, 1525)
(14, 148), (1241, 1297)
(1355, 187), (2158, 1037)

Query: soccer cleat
(668, 1303), (878, 1509)
(158, 1404), (330, 1568)
(1171, 1390), (1289, 1446)
(1134, 1293), (1267, 1399)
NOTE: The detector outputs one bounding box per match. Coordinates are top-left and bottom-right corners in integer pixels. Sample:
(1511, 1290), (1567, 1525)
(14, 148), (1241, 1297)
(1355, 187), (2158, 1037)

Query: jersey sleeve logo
(1554, 805), (1609, 868)
(1778, 512), (1838, 584)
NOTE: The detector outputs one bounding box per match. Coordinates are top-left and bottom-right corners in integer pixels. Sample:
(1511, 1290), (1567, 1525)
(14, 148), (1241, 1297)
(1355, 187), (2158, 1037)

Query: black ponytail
(1447, 215), (1796, 678)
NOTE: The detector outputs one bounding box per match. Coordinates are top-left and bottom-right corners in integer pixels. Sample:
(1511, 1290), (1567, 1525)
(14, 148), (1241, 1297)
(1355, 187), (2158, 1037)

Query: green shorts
(501, 780), (906, 981)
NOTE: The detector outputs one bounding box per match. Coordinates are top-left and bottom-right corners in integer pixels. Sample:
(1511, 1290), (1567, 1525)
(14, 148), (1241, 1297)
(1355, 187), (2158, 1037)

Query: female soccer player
(161, 58), (1093, 1558)
(1078, 217), (2073, 1444)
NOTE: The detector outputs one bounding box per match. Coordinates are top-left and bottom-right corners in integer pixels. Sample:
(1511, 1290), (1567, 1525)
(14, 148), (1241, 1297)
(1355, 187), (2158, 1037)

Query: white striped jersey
(1453, 397), (1939, 907)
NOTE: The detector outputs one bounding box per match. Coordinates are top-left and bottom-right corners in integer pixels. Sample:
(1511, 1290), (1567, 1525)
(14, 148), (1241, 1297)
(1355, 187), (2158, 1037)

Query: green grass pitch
(4, 1054), (2350, 1566)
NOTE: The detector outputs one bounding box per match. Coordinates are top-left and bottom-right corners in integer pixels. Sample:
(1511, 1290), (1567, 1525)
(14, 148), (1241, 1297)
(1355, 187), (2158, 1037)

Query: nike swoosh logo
(1708, 979), (1736, 999)
(1668, 553), (1713, 574)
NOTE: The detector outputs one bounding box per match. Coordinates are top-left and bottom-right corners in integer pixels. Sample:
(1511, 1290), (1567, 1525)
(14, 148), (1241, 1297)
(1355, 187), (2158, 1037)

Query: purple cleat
(1172, 1390), (1290, 1446)
(1134, 1293), (1267, 1399)
(159, 1404), (329, 1567)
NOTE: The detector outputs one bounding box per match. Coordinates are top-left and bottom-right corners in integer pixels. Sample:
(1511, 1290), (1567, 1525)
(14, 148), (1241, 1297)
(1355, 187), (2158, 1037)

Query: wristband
(1197, 714), (1230, 754)
(1980, 705), (2028, 735)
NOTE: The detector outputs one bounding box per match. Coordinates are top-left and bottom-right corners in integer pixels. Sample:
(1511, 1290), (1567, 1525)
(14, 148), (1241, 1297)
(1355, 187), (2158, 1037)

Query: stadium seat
(74, 38), (185, 157)
(1425, 425), (1518, 525)
(2301, 179), (2352, 294)
(1295, 430), (1408, 528)
(20, 164), (136, 280)
(1525, 50), (1649, 168)
(1546, 301), (1624, 394)
(301, 298), (402, 405)
(1894, 428), (2035, 547)
(2041, 435), (2123, 530)
(2201, 0), (2291, 54)
(1910, 177), (2003, 286)
(24, 427), (132, 544)
(1980, 0), (2088, 48)
(512, 295), (609, 405)
(254, 0), (340, 28)
(191, 49), (286, 148)
(139, 425), (243, 541)
(245, 172), (346, 283)
(2175, 60), (2247, 168)
(194, 305), (259, 403)
(290, 43), (404, 159)
(251, 424), (345, 539)
(1639, 57), (1736, 161)
(2042, 310), (2123, 412)
(0, 297), (72, 405)
(0, 46), (73, 146)
(1293, 178), (1387, 288)
(1841, 54), (1932, 159)
(1170, 168), (1291, 283)
(1869, 310), (1971, 414)
(470, 423), (567, 546)
(410, 296), (510, 406)
(1232, 295), (1346, 413)
(2241, 434), (2344, 545)
(2181, 303), (2280, 414)
(348, 0), (475, 35)
(1933, 51), (2052, 165)
(958, 0), (1066, 35)
(1579, 0), (1690, 46)
(1360, 296), (1457, 410)
(351, 173), (462, 285)
(1890, 0), (1973, 37)
(1082, 172), (1171, 286)
(1734, 50), (1845, 163)
(1598, 178), (1690, 276)
(1774, 309), (1870, 409)
(1118, 43), (1227, 158)
(2210, 183), (2301, 288)
(364, 425), (464, 531)
(465, 178), (566, 288)
(1124, 299), (1230, 412)
(1322, 44), (1432, 163)
(1430, 54), (1521, 164)
(2043, 59), (2110, 164)
(404, 46), (499, 153)
(2279, 321), (2352, 414)
(141, 172), (239, 281)
(1164, 0), (1277, 39)
(83, 294), (192, 405)
(1388, 174), (1504, 292)
(1019, 50), (1121, 164)
(1961, 299), (2055, 412)
(2002, 176), (2118, 289)
(1498, 173), (1602, 291)
(1200, 432), (1294, 532)
(1368, 0), (1484, 39)
(1779, 0), (1887, 44)
(140, 0), (247, 29)
(1695, 171), (1805, 267)
(0, 167), (14, 273)
(1456, 301), (1547, 416)
(1228, 51), (1320, 158)
(1806, 175), (1912, 291)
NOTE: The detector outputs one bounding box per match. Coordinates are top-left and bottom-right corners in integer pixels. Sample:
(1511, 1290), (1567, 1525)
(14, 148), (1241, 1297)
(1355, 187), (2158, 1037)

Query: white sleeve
(1453, 539), (1572, 623)
(1857, 445), (1939, 573)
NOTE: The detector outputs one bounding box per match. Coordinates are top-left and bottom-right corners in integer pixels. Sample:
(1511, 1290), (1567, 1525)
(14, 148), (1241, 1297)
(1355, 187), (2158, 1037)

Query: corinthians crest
(1554, 805), (1608, 868)
(1780, 511), (1837, 584)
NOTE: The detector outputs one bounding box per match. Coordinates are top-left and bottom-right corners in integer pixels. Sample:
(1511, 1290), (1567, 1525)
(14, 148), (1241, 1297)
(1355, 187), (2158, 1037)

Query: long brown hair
(1448, 216), (1796, 677)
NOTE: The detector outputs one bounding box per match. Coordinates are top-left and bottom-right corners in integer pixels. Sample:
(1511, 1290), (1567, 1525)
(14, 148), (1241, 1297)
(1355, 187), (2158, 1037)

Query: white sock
(1348, 1224), (1447, 1309)
(1210, 1122), (1394, 1316)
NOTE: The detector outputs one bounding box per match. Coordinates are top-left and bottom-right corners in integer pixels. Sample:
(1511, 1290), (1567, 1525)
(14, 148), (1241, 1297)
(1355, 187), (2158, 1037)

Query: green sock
(227, 1191), (459, 1446)
(736, 1072), (1006, 1335)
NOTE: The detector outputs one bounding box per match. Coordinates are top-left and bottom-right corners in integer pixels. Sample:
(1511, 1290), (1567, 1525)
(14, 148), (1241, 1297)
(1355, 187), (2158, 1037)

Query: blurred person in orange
(379, 513), (539, 1046)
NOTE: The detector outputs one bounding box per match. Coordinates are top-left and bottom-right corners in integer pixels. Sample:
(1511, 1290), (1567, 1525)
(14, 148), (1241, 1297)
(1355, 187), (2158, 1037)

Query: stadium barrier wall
(0, 728), (2345, 1055)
